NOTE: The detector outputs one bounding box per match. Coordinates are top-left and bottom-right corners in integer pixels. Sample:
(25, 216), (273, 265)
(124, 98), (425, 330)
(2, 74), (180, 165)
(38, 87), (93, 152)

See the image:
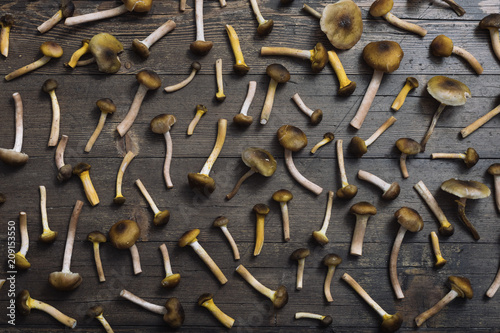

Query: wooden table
(0, 0), (499, 332)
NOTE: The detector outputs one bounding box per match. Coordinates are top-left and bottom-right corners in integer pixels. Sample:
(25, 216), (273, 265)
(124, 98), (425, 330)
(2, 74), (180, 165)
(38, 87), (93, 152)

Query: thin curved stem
(226, 169), (255, 200)
(236, 265), (273, 299)
(292, 93), (314, 117)
(461, 104), (500, 138)
(486, 263), (500, 297)
(164, 68), (198, 92)
(358, 170), (390, 192)
(221, 226), (240, 260)
(37, 10), (63, 33)
(159, 243), (173, 276)
(420, 103), (446, 152)
(48, 90), (60, 147)
(163, 132), (173, 188)
(280, 202), (290, 242)
(414, 181), (453, 236)
(135, 179), (160, 215)
(442, 0), (465, 16)
(13, 92), (24, 152)
(284, 149), (323, 195)
(116, 151), (136, 199)
(302, 4), (322, 19)
(324, 266), (336, 302)
(342, 273), (388, 318)
(30, 298), (77, 328)
(457, 197), (480, 240)
(249, 0), (266, 24)
(260, 79), (278, 125)
(120, 289), (166, 315)
(142, 20), (176, 48)
(200, 119), (227, 176)
(452, 46), (483, 74)
(364, 116), (397, 146)
(239, 81), (257, 116)
(390, 226), (407, 299)
(93, 242), (105, 282)
(130, 244), (142, 275)
(319, 191), (334, 234)
(62, 200), (84, 273)
(337, 140), (348, 187)
(64, 5), (128, 26)
(190, 241), (228, 284)
(117, 84), (148, 137)
(350, 215), (369, 256)
(488, 29), (500, 61)
(415, 290), (458, 326)
(383, 12), (427, 37)
(85, 112), (107, 152)
(400, 153), (409, 178)
(350, 70), (384, 129)
(18, 212), (29, 256)
(40, 186), (50, 231)
(55, 134), (68, 169)
(5, 56), (51, 81)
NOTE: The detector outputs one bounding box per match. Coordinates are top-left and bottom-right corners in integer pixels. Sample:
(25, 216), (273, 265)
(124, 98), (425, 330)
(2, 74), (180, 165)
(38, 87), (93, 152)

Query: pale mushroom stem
(280, 201), (290, 242)
(400, 153), (409, 179)
(284, 149), (323, 195)
(37, 10), (63, 34)
(95, 314), (113, 333)
(19, 212), (29, 256)
(442, 0), (466, 16)
(76, 57), (96, 66)
(5, 56), (52, 81)
(324, 265), (337, 302)
(199, 119), (227, 176)
(296, 259), (305, 290)
(116, 84), (149, 137)
(486, 264), (500, 297)
(62, 200), (83, 273)
(93, 241), (105, 282)
(12, 92), (24, 152)
(261, 47), (311, 60)
(431, 153), (465, 159)
(357, 170), (391, 193)
(452, 46), (483, 74)
(135, 179), (160, 214)
(226, 169), (256, 200)
(420, 103), (446, 152)
(414, 181), (453, 234)
(85, 112), (108, 152)
(350, 70), (384, 129)
(141, 20), (176, 49)
(221, 226), (240, 260)
(187, 110), (205, 136)
(383, 12), (427, 37)
(364, 116), (397, 146)
(487, 28), (500, 61)
(164, 68), (198, 93)
(190, 241), (228, 284)
(129, 244), (142, 275)
(341, 273), (388, 318)
(180, 0), (186, 11)
(195, 0), (205, 41)
(219, 0), (226, 7)
(389, 225), (408, 299)
(319, 191), (334, 235)
(295, 312), (325, 320)
(55, 135), (68, 169)
(48, 89), (60, 147)
(116, 151), (136, 198)
(302, 4), (322, 19)
(64, 5), (128, 26)
(159, 244), (173, 276)
(30, 298), (77, 328)
(457, 197), (480, 240)
(292, 93), (314, 117)
(260, 78), (278, 125)
(163, 131), (173, 188)
(249, 0), (266, 24)
(236, 265), (274, 299)
(39, 186), (50, 233)
(337, 140), (349, 187)
(120, 289), (167, 315)
(415, 289), (458, 327)
(494, 175), (500, 213)
(461, 104), (500, 138)
(350, 215), (370, 256)
(239, 81), (257, 116)
(215, 58), (225, 100)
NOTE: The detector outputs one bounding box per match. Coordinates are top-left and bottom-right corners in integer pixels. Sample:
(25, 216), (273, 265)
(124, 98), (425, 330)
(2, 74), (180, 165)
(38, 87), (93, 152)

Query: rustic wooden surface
(0, 0), (499, 332)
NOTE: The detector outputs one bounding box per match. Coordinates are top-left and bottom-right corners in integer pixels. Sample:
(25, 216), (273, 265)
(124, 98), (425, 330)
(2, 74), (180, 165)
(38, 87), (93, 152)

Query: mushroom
(414, 180), (454, 236)
(461, 103), (500, 138)
(430, 231), (447, 268)
(260, 64), (290, 125)
(395, 138), (421, 179)
(370, 0), (427, 36)
(42, 79), (61, 147)
(132, 20), (176, 59)
(73, 162), (100, 206)
(261, 43), (328, 73)
(349, 202), (377, 256)
(17, 290), (77, 328)
(87, 305), (113, 333)
(249, 0), (273, 35)
(178, 229), (228, 284)
(236, 264), (288, 308)
(273, 189), (293, 241)
(336, 140), (357, 199)
(0, 92), (28, 166)
(431, 147), (479, 168)
(87, 231), (106, 282)
(120, 289), (185, 328)
(48, 200), (83, 291)
(253, 204), (270, 256)
(187, 104), (207, 136)
(190, 0), (212, 55)
(180, 0), (186, 11)
(226, 24), (250, 74)
(295, 312), (332, 327)
(0, 193), (5, 204)
(109, 219), (142, 275)
(65, 39), (90, 68)
(312, 190), (334, 246)
(135, 179), (170, 226)
(233, 81), (256, 127)
(442, 0), (465, 16)
(390, 207), (424, 299)
(0, 14), (14, 57)
(85, 98), (116, 153)
(328, 50), (356, 96)
(198, 293), (235, 329)
(226, 147), (277, 200)
(39, 186), (57, 243)
(291, 248), (310, 290)
(291, 93), (323, 125)
(488, 164), (500, 212)
(55, 135), (71, 181)
(440, 179), (491, 240)
(164, 62), (201, 93)
(342, 273), (402, 333)
(391, 77), (419, 111)
(277, 125), (323, 195)
(64, 0), (153, 26)
(310, 132), (334, 154)
(4, 41), (63, 81)
(213, 216), (240, 260)
(486, 255), (500, 298)
(431, 35), (483, 74)
(215, 58), (226, 101)
(421, 76), (470, 151)
(480, 14), (500, 61)
(323, 253), (342, 302)
(37, 0), (74, 34)
(349, 116), (397, 157)
(159, 243), (181, 288)
(415, 276), (473, 327)
(350, 41), (403, 129)
(357, 170), (400, 200)
(15, 212), (31, 270)
(117, 70), (161, 137)
(188, 119), (227, 196)
(150, 114), (176, 189)
(87, 33), (124, 74)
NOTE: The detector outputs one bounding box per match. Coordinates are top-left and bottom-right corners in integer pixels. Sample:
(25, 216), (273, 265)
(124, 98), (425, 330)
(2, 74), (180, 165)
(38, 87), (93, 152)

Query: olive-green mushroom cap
(441, 179), (491, 199)
(187, 173), (216, 195)
(273, 285), (288, 308)
(323, 253), (342, 267)
(382, 182), (401, 200)
(363, 40), (403, 73)
(266, 64), (290, 83)
(396, 138), (421, 155)
(42, 79), (58, 93)
(161, 273), (181, 288)
(190, 40), (213, 56)
(448, 276), (473, 299)
(311, 109), (323, 125)
(257, 19), (274, 36)
(72, 162), (91, 175)
(163, 297), (185, 328)
(96, 98), (116, 114)
(150, 114), (176, 134)
(154, 210), (170, 227)
(58, 164), (73, 182)
(320, 0), (363, 50)
(87, 305), (104, 318)
(380, 312), (403, 333)
(273, 189), (293, 203)
(197, 293), (214, 306)
(405, 77), (419, 89)
(16, 290), (32, 315)
(87, 231), (106, 243)
(49, 271), (82, 291)
(291, 248), (310, 260)
(88, 33), (123, 73)
(242, 147), (277, 177)
(40, 41), (63, 58)
(14, 253), (31, 270)
(137, 69), (162, 90)
(233, 113), (253, 127)
(132, 39), (150, 59)
(348, 136), (367, 157)
(480, 14), (500, 29)
(369, 0), (393, 17)
(0, 14), (14, 27)
(178, 228), (200, 247)
(213, 216), (229, 228)
(394, 207), (424, 233)
(464, 148), (479, 168)
(253, 203), (270, 215)
(61, 1), (75, 18)
(277, 125), (307, 152)
(337, 185), (358, 199)
(430, 35), (454, 57)
(487, 163), (500, 175)
(108, 220), (140, 250)
(123, 0), (153, 12)
(311, 43), (328, 73)
(350, 201), (377, 216)
(427, 76), (471, 106)
(312, 230), (329, 245)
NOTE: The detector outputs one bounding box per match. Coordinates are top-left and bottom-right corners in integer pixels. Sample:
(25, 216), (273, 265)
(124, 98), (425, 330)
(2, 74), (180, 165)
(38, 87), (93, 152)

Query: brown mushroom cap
(441, 179), (491, 199)
(336, 185), (358, 199)
(178, 228), (200, 247)
(480, 14), (500, 29)
(14, 253), (31, 270)
(350, 201), (377, 216)
(154, 210), (170, 226)
(150, 114), (176, 134)
(310, 109), (323, 125)
(132, 39), (150, 59)
(382, 182), (401, 200)
(73, 162), (91, 175)
(257, 19), (274, 36)
(123, 0), (153, 12)
(396, 138), (421, 155)
(233, 113), (253, 127)
(58, 164), (73, 182)
(242, 147), (277, 177)
(161, 273), (181, 288)
(16, 290), (32, 315)
(191, 61), (202, 71)
(187, 173), (216, 194)
(277, 125), (307, 152)
(311, 43), (328, 73)
(405, 77), (419, 89)
(163, 297), (185, 328)
(448, 276), (473, 299)
(0, 193), (5, 204)
(197, 293), (213, 306)
(253, 203), (270, 215)
(61, 1), (75, 18)
(487, 163), (500, 175)
(108, 220), (140, 250)
(273, 285), (289, 308)
(323, 253), (342, 267)
(213, 216), (229, 228)
(320, 315), (333, 327)
(266, 64), (290, 83)
(42, 79), (58, 93)
(369, 0), (393, 17)
(320, 0), (363, 50)
(380, 312), (403, 333)
(88, 33), (123, 73)
(96, 98), (116, 114)
(87, 231), (106, 243)
(137, 70), (162, 90)
(0, 14), (14, 28)
(430, 35), (454, 57)
(464, 148), (479, 168)
(190, 40), (213, 56)
(0, 149), (29, 166)
(87, 305), (104, 318)
(273, 189), (293, 203)
(291, 248), (310, 260)
(363, 40), (404, 73)
(394, 207), (424, 233)
(40, 41), (63, 58)
(348, 136), (367, 157)
(49, 271), (82, 291)
(427, 76), (471, 106)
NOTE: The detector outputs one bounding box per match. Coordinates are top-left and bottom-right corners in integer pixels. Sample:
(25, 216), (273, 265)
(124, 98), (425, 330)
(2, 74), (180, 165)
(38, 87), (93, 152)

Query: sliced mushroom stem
(420, 103), (446, 152)
(442, 0), (465, 16)
(350, 70), (384, 129)
(140, 20), (176, 50)
(164, 62), (201, 93)
(129, 244), (142, 275)
(452, 45), (483, 74)
(180, 0), (186, 11)
(187, 105), (207, 136)
(431, 231), (447, 268)
(328, 50), (355, 96)
(364, 116), (397, 146)
(117, 85), (148, 137)
(383, 12), (427, 37)
(199, 119), (227, 176)
(0, 15), (13, 57)
(226, 169), (256, 200)
(461, 104), (500, 138)
(414, 180), (454, 236)
(292, 93), (322, 125)
(55, 135), (71, 181)
(239, 81), (257, 117)
(456, 197), (480, 240)
(226, 24), (249, 74)
(215, 59), (226, 101)
(39, 185), (57, 243)
(236, 264), (288, 308)
(391, 78), (418, 111)
(190, 241), (228, 284)
(64, 5), (128, 26)
(120, 289), (167, 315)
(284, 149), (323, 195)
(389, 225), (408, 299)
(486, 264), (500, 298)
(302, 4), (322, 19)
(260, 78), (278, 125)
(5, 55), (52, 81)
(65, 40), (90, 68)
(312, 191), (334, 245)
(114, 151), (136, 204)
(19, 291), (77, 328)
(198, 294), (234, 328)
(415, 289), (458, 327)
(135, 179), (160, 214)
(45, 86), (60, 147)
(85, 112), (107, 153)
(61, 200), (83, 274)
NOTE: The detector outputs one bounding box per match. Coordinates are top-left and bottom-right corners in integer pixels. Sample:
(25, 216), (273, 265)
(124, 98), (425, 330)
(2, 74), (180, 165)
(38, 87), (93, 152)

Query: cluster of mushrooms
(1, 0), (500, 331)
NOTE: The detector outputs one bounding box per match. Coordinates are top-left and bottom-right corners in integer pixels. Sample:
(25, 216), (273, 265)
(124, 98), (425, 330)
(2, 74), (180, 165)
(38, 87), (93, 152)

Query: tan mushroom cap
(40, 41), (63, 58)
(320, 0), (363, 50)
(137, 70), (162, 90)
(396, 138), (421, 155)
(430, 35), (454, 57)
(363, 41), (404, 73)
(323, 253), (342, 266)
(382, 182), (400, 200)
(163, 297), (185, 328)
(311, 43), (328, 73)
(233, 113), (253, 127)
(273, 189), (293, 202)
(394, 207), (424, 233)
(310, 109), (323, 125)
(487, 163), (500, 175)
(178, 228), (200, 247)
(273, 285), (289, 308)
(257, 20), (274, 36)
(87, 231), (106, 243)
(0, 149), (29, 166)
(369, 0), (393, 17)
(348, 136), (367, 157)
(132, 39), (150, 59)
(480, 14), (500, 29)
(448, 276), (473, 299)
(266, 64), (290, 83)
(213, 216), (229, 228)
(464, 148), (479, 168)
(150, 114), (176, 134)
(350, 201), (377, 216)
(427, 76), (471, 106)
(381, 312), (403, 333)
(42, 79), (58, 93)
(109, 220), (140, 250)
(96, 98), (116, 114)
(291, 248), (310, 260)
(154, 210), (170, 226)
(88, 33), (123, 73)
(190, 40), (213, 56)
(253, 203), (270, 215)
(405, 77), (419, 89)
(123, 0), (153, 12)
(242, 147), (277, 177)
(49, 271), (82, 291)
(187, 173), (216, 194)
(441, 179), (491, 200)
(277, 125), (307, 152)
(336, 185), (358, 199)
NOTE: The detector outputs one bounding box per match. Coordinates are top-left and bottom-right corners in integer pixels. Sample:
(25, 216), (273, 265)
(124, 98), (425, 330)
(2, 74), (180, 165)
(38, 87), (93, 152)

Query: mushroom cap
(73, 162), (91, 175)
(464, 147), (479, 168)
(108, 219), (141, 250)
(58, 164), (73, 182)
(320, 0), (363, 50)
(197, 293), (214, 306)
(257, 19), (274, 36)
(382, 182), (400, 200)
(487, 163), (500, 175)
(163, 297), (185, 328)
(48, 271), (83, 291)
(323, 253), (342, 266)
(96, 98), (116, 114)
(190, 40), (213, 56)
(137, 69), (162, 90)
(61, 1), (75, 18)
(394, 207), (424, 233)
(187, 173), (216, 194)
(266, 64), (290, 83)
(380, 312), (403, 333)
(241, 147), (277, 177)
(441, 178), (491, 199)
(396, 138), (421, 155)
(480, 14), (500, 29)
(253, 203), (270, 215)
(338, 81), (357, 97)
(194, 104), (208, 116)
(40, 229), (58, 243)
(310, 43), (328, 73)
(16, 290), (31, 315)
(233, 113), (253, 127)
(40, 41), (63, 58)
(0, 14), (14, 27)
(132, 39), (150, 59)
(88, 33), (123, 73)
(348, 136), (367, 157)
(362, 40), (404, 73)
(161, 273), (181, 288)
(213, 216), (229, 228)
(42, 79), (58, 93)
(191, 61), (202, 71)
(312, 231), (329, 245)
(273, 285), (288, 308)
(323, 132), (335, 141)
(273, 189), (293, 203)
(320, 315), (333, 327)
(0, 148), (29, 166)
(430, 35), (454, 57)
(178, 228), (200, 247)
(14, 253), (31, 270)
(0, 193), (5, 204)
(369, 0), (393, 17)
(123, 0), (153, 12)
(310, 109), (323, 125)
(234, 63), (251, 75)
(291, 248), (310, 260)
(350, 202), (377, 216)
(405, 77), (419, 89)
(87, 231), (106, 243)
(277, 125), (307, 152)
(448, 276), (473, 299)
(427, 76), (471, 106)
(150, 114), (176, 134)
(336, 185), (358, 199)
(153, 210), (170, 227)
(87, 305), (104, 318)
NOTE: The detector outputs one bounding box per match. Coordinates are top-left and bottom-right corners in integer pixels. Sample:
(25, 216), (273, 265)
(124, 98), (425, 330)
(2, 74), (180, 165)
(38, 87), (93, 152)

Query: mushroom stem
(236, 265), (274, 299)
(310, 134), (333, 154)
(414, 180), (454, 236)
(420, 103), (446, 152)
(295, 259), (306, 290)
(221, 226), (240, 260)
(62, 200), (83, 273)
(487, 28), (500, 61)
(328, 50), (355, 96)
(12, 92), (24, 153)
(0, 16), (12, 57)
(284, 149), (323, 195)
(215, 59), (225, 101)
(442, 0), (465, 16)
(357, 170), (391, 193)
(383, 12), (427, 37)
(47, 88), (60, 147)
(120, 289), (166, 315)
(94, 312), (113, 333)
(18, 212), (29, 256)
(341, 273), (388, 318)
(219, 0), (227, 7)
(159, 244), (173, 276)
(324, 265), (337, 302)
(260, 78), (278, 125)
(461, 104), (500, 138)
(350, 70), (384, 129)
(292, 93), (314, 117)
(195, 0), (205, 41)
(254, 211), (265, 256)
(389, 225), (408, 299)
(486, 264), (500, 298)
(162, 131), (174, 188)
(65, 41), (89, 68)
(337, 140), (349, 187)
(431, 231), (447, 268)
(85, 112), (108, 153)
(5, 55), (52, 81)
(55, 135), (71, 182)
(456, 197), (480, 240)
(164, 64), (200, 93)
(141, 20), (176, 49)
(239, 81), (257, 116)
(364, 116), (397, 146)
(199, 296), (234, 329)
(189, 241), (228, 284)
(350, 214), (369, 256)
(261, 47), (311, 60)
(76, 57), (96, 66)
(249, 0), (267, 24)
(117, 84), (148, 137)
(25, 295), (77, 328)
(302, 4), (322, 19)
(431, 153), (465, 159)
(226, 24), (249, 74)
(452, 46), (483, 74)
(226, 169), (256, 200)
(391, 81), (415, 111)
(135, 179), (160, 215)
(37, 9), (63, 34)
(114, 151), (136, 204)
(319, 190), (334, 235)
(415, 289), (458, 327)
(279, 201), (291, 242)
(64, 5), (128, 26)
(400, 153), (409, 178)
(180, 0), (186, 11)
(199, 119), (227, 176)
(93, 241), (105, 283)
(187, 105), (207, 136)
(129, 244), (142, 275)
(39, 185), (57, 242)
(494, 175), (500, 213)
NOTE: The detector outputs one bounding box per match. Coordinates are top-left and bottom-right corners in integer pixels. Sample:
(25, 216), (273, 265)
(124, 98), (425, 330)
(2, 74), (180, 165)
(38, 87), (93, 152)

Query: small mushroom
(395, 138), (421, 178)
(336, 140), (358, 199)
(226, 25), (250, 74)
(357, 170), (400, 200)
(117, 70), (161, 137)
(249, 0), (273, 35)
(65, 39), (90, 68)
(260, 64), (290, 125)
(295, 312), (332, 327)
(180, 0), (186, 11)
(37, 0), (74, 33)
(73, 162), (100, 206)
(215, 58), (226, 101)
(5, 41), (63, 81)
(312, 190), (334, 245)
(461, 103), (500, 138)
(55, 135), (71, 181)
(85, 99), (116, 153)
(442, 0), (465, 16)
(291, 248), (310, 290)
(198, 293), (235, 329)
(187, 104), (207, 136)
(0, 193), (5, 204)
(414, 180), (454, 236)
(261, 42), (328, 73)
(135, 179), (170, 226)
(415, 276), (473, 327)
(273, 189), (293, 241)
(430, 231), (447, 268)
(488, 164), (500, 212)
(391, 77), (419, 111)
(150, 114), (176, 189)
(323, 253), (342, 302)
(87, 231), (106, 282)
(486, 254), (500, 298)
(87, 33), (124, 74)
(291, 93), (323, 125)
(48, 200), (83, 291)
(349, 202), (377, 256)
(190, 0), (213, 55)
(431, 35), (483, 74)
(213, 216), (240, 260)
(0, 93), (28, 166)
(421, 76), (470, 151)
(236, 264), (288, 308)
(178, 229), (228, 284)
(233, 81), (256, 127)
(226, 147), (277, 200)
(349, 116), (397, 157)
(277, 125), (323, 195)
(480, 14), (500, 61)
(342, 273), (402, 333)
(253, 204), (270, 256)
(109, 219), (142, 275)
(39, 186), (57, 243)
(132, 20), (176, 59)
(441, 179), (491, 240)
(120, 289), (185, 328)
(159, 243), (181, 288)
(164, 62), (201, 93)
(328, 50), (356, 96)
(310, 132), (334, 154)
(0, 14), (14, 57)
(65, 0), (153, 25)
(431, 147), (479, 168)
(390, 207), (424, 299)
(42, 79), (60, 147)
(370, 0), (427, 36)
(17, 290), (77, 328)
(14, 212), (31, 270)
(87, 305), (114, 333)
